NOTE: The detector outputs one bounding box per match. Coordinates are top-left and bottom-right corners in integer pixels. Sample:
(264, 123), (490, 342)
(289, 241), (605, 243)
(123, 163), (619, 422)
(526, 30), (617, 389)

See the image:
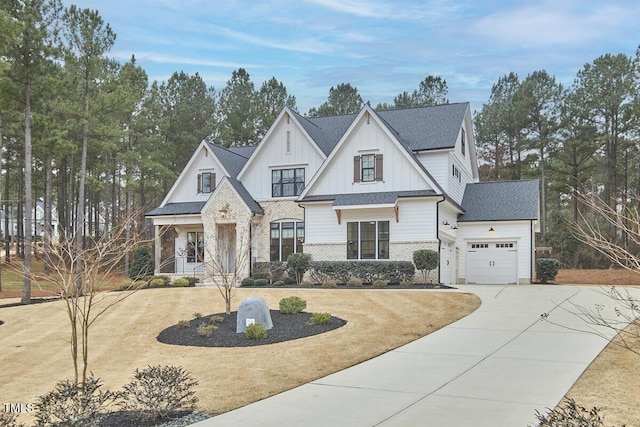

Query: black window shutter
(353, 156), (361, 182)
(197, 174), (202, 193)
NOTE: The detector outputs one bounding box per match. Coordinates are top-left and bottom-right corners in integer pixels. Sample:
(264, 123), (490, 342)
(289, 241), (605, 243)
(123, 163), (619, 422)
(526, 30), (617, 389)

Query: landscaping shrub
(241, 277), (255, 286)
(254, 278), (268, 286)
(413, 249), (439, 284)
(372, 279), (387, 288)
(185, 276), (200, 287)
(533, 398), (605, 427)
(537, 258), (560, 284)
(279, 296), (307, 314)
(209, 315), (224, 324)
(35, 374), (116, 427)
(322, 280), (337, 288)
(120, 365), (198, 421)
(300, 280), (313, 288)
(346, 278), (362, 287)
(283, 276), (296, 285)
(129, 245), (153, 280)
(273, 280), (285, 286)
(177, 320), (190, 329)
(0, 411), (24, 427)
(192, 312), (202, 319)
(287, 253), (312, 284)
(197, 323), (217, 337)
(309, 312), (332, 325)
(245, 323), (267, 340)
(310, 261), (414, 284)
(149, 278), (165, 288)
(252, 262), (286, 284)
(172, 278), (190, 287)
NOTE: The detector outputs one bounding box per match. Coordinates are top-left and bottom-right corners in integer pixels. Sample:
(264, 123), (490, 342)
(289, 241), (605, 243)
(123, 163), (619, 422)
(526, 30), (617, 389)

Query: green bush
(287, 253), (312, 284)
(372, 279), (387, 288)
(172, 278), (190, 287)
(254, 278), (268, 286)
(283, 276), (296, 285)
(413, 249), (439, 284)
(300, 280), (313, 288)
(537, 258), (560, 284)
(346, 278), (362, 287)
(120, 365), (198, 420)
(129, 245), (153, 280)
(273, 280), (286, 286)
(279, 296), (307, 314)
(185, 277), (200, 287)
(322, 280), (337, 288)
(534, 398), (605, 427)
(177, 320), (190, 329)
(35, 375), (116, 427)
(245, 323), (267, 340)
(310, 261), (415, 284)
(241, 277), (255, 286)
(309, 312), (332, 325)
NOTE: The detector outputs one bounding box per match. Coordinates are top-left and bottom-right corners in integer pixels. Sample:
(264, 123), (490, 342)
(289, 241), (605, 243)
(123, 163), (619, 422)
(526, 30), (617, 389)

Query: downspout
(436, 196), (446, 285)
(530, 219), (535, 285)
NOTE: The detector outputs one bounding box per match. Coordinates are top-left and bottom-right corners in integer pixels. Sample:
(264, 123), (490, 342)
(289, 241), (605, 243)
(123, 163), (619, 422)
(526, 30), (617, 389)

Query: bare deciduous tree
(21, 211), (154, 386)
(202, 223), (251, 315)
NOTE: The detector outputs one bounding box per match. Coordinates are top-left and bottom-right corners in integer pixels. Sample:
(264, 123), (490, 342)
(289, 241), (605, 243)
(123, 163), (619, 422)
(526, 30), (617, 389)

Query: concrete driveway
(194, 285), (634, 427)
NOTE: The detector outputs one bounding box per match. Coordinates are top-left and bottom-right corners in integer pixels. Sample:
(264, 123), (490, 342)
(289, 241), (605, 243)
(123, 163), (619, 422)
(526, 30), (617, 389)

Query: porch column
(154, 225), (161, 275)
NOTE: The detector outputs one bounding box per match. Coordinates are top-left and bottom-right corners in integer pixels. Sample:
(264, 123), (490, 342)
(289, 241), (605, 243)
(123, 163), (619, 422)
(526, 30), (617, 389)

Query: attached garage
(466, 242), (517, 284)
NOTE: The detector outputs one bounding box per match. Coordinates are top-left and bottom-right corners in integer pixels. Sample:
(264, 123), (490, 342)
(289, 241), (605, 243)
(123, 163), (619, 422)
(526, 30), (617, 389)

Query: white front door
(466, 242), (517, 284)
(440, 241), (454, 285)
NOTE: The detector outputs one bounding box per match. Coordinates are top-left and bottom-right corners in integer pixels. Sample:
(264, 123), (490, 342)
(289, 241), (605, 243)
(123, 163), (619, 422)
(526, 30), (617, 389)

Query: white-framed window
(347, 221), (389, 260)
(197, 172), (215, 194)
(272, 168), (305, 197)
(270, 221), (304, 261)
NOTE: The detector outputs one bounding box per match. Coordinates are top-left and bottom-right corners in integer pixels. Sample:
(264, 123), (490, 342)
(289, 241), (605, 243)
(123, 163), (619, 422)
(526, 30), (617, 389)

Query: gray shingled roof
(227, 177), (263, 214)
(291, 103), (469, 156)
(458, 180), (539, 222)
(300, 190), (438, 206)
(147, 201), (206, 216)
(207, 143), (254, 178)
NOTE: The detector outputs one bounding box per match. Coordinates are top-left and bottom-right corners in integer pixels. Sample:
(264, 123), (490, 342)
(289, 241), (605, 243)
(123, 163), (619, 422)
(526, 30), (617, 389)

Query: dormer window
(197, 172), (215, 194)
(272, 168), (305, 197)
(461, 128), (466, 157)
(353, 154), (383, 183)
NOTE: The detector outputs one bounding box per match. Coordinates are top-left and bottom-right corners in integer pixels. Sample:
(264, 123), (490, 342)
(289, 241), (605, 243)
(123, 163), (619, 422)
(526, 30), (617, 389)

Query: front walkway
(194, 285), (635, 427)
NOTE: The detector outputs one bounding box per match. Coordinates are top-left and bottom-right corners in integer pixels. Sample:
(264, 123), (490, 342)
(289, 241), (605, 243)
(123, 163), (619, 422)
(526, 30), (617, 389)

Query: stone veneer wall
(201, 182), (253, 281)
(254, 200), (304, 263)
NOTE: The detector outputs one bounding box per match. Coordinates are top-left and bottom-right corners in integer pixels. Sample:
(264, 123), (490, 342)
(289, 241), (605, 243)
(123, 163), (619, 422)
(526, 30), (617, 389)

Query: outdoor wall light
(219, 204), (230, 219)
(489, 226), (495, 233)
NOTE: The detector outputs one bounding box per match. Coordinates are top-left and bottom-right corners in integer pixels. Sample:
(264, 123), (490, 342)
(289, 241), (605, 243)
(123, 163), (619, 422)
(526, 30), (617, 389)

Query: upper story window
(353, 154), (383, 183)
(452, 164), (461, 183)
(461, 128), (466, 157)
(197, 172), (215, 194)
(272, 168), (305, 197)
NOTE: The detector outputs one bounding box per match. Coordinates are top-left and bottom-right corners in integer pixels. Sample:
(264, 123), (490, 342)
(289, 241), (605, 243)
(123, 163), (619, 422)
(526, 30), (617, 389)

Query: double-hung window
(272, 168), (305, 197)
(197, 172), (215, 194)
(347, 221), (389, 260)
(353, 154), (383, 183)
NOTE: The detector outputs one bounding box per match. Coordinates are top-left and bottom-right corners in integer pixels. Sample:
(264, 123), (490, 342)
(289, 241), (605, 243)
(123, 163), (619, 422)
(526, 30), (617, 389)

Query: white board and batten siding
(166, 146), (224, 204)
(310, 114), (432, 196)
(241, 118), (325, 200)
(456, 221), (534, 284)
(304, 199), (439, 246)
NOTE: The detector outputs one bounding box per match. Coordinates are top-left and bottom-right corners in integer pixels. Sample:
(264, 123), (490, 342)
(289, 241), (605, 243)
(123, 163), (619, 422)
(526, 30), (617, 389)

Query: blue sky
(62, 0), (640, 114)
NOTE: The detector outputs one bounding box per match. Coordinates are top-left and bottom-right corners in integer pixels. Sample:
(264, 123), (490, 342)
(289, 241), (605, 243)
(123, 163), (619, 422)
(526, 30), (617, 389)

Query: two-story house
(147, 102), (539, 285)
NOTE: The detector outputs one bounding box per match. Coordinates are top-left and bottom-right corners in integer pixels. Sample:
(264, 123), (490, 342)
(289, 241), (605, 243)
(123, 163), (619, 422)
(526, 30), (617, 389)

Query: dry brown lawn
(0, 287), (479, 425)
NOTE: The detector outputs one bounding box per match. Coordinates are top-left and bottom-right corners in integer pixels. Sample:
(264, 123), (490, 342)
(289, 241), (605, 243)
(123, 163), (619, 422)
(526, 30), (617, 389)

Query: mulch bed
(241, 283), (454, 290)
(157, 310), (347, 348)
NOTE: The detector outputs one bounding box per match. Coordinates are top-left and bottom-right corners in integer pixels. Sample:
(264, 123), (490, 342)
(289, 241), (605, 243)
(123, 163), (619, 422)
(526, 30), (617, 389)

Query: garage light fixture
(489, 227), (495, 234)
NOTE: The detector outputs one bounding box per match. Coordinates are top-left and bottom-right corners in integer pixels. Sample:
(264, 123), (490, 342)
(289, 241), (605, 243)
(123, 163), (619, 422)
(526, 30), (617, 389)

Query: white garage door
(466, 242), (517, 284)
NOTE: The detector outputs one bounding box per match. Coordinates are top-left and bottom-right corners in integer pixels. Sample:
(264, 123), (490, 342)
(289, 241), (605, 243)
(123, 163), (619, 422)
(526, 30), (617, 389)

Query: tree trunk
(0, 113), (3, 291)
(44, 154), (53, 276)
(4, 165), (10, 264)
(75, 94), (89, 293)
(539, 144), (546, 242)
(22, 81), (33, 305)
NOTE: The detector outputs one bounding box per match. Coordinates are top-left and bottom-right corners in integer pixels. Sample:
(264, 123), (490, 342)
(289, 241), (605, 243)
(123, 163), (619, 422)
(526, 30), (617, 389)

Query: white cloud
(302, 0), (445, 20)
(111, 51), (258, 69)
